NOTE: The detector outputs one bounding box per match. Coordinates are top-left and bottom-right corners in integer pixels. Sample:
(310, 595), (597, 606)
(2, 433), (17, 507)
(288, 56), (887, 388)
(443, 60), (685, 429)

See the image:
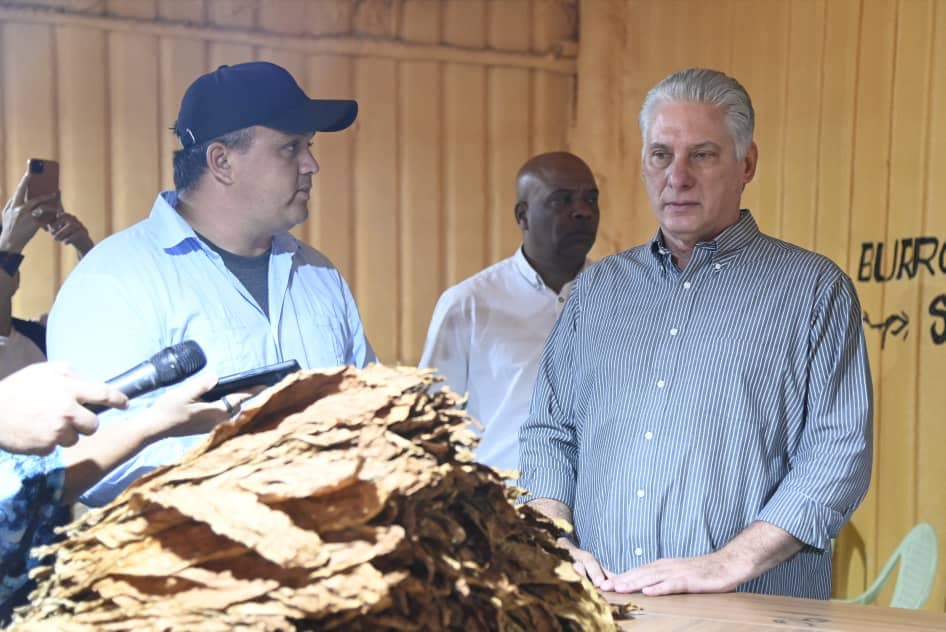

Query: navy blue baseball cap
(173, 62), (358, 148)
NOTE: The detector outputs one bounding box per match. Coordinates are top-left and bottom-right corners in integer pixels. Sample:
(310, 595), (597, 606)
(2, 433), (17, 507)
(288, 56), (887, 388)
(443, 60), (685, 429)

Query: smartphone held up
(24, 158), (61, 224)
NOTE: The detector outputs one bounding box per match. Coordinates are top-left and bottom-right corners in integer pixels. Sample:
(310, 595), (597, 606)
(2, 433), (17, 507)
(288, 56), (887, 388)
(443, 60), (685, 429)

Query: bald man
(419, 152), (600, 472)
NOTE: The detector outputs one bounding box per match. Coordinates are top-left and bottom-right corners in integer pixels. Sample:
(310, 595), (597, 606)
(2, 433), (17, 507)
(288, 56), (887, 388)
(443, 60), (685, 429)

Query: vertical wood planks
(530, 0), (573, 156)
(55, 24), (109, 280)
(779, 0), (824, 250)
(874, 0), (934, 595)
(916, 0), (946, 612)
(397, 0), (443, 364)
(486, 0), (531, 263)
(353, 56), (399, 361)
(107, 0), (160, 231)
(443, 0), (488, 285)
(816, 0), (864, 598)
(158, 1), (208, 192)
(306, 56), (356, 277)
(3, 22), (58, 315)
(847, 0), (897, 591)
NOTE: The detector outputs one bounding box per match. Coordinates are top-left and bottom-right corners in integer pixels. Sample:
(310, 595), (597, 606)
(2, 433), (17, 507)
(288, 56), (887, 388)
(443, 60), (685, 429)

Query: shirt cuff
(754, 487), (844, 552)
(517, 465), (577, 509)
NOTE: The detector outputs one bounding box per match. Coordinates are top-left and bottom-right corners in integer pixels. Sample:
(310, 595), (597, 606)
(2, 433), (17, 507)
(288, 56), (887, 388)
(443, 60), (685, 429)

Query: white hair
(639, 68), (755, 160)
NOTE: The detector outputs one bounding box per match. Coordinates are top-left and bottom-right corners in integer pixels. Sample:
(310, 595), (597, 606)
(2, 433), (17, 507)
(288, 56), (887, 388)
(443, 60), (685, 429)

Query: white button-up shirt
(419, 247), (583, 472)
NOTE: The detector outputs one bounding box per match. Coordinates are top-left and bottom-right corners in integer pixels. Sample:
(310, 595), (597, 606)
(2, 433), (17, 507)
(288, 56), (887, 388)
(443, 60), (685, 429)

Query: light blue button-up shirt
(519, 211), (873, 599)
(47, 192), (376, 506)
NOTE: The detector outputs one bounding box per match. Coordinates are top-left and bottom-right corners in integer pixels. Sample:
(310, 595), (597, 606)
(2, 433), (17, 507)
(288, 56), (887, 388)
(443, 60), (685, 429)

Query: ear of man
(205, 142), (235, 185)
(514, 201), (529, 231)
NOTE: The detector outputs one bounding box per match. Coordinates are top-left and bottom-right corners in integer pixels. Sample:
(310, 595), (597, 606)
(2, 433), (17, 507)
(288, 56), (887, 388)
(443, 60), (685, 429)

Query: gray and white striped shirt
(519, 211), (873, 599)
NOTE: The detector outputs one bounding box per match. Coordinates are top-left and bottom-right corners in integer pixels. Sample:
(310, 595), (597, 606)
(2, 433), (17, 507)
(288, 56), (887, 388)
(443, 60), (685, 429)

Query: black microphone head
(151, 340), (207, 384)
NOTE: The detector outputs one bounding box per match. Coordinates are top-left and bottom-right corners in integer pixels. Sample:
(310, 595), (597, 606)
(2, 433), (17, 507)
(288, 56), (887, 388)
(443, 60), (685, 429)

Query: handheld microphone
(85, 340), (207, 413)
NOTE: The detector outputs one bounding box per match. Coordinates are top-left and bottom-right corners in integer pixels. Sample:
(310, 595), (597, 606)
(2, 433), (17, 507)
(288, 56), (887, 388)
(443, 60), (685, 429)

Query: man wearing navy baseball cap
(46, 62), (377, 506)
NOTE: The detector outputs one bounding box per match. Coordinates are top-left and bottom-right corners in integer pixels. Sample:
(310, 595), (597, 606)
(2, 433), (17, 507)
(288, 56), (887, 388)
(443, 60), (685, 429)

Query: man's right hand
(0, 362), (128, 455)
(557, 536), (611, 588)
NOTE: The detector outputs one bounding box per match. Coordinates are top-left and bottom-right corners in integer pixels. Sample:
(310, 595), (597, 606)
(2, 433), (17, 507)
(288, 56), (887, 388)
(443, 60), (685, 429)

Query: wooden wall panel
(398, 0), (442, 365)
(487, 0), (532, 263)
(778, 0), (823, 250)
(56, 25), (108, 279)
(158, 1), (209, 192)
(817, 0), (863, 598)
(108, 10), (161, 231)
(874, 0), (935, 605)
(442, 0), (488, 286)
(353, 57), (399, 362)
(531, 0), (573, 154)
(305, 55), (355, 278)
(917, 0), (946, 611)
(846, 0), (897, 595)
(4, 23), (58, 315)
(575, 0), (946, 612)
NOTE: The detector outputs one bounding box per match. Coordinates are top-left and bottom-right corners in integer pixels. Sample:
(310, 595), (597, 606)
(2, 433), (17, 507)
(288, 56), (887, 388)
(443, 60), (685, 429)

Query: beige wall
(574, 0), (946, 612)
(1, 0), (576, 364)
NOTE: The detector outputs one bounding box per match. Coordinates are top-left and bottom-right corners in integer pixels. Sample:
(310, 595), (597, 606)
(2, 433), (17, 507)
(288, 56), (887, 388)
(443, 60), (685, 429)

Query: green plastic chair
(844, 522), (938, 609)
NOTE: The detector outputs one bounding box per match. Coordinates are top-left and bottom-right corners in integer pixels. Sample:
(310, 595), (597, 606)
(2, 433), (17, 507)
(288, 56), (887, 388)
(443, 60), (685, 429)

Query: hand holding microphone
(0, 362), (128, 455)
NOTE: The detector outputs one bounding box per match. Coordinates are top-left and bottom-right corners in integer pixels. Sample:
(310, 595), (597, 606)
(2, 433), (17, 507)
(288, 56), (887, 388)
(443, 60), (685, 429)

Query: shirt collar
(513, 245), (591, 293)
(149, 190), (299, 256)
(649, 209), (759, 263)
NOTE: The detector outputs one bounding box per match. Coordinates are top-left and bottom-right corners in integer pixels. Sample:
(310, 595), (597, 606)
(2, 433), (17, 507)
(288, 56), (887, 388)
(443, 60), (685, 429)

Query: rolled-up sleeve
(518, 280), (582, 508)
(755, 274), (873, 551)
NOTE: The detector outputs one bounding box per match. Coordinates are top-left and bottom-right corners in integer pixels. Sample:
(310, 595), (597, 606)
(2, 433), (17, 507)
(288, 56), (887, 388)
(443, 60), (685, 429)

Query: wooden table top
(606, 592), (946, 631)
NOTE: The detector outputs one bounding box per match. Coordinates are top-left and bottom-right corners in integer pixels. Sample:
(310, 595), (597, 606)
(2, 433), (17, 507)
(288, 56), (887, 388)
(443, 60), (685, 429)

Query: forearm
(717, 521), (805, 585)
(59, 408), (166, 504)
(526, 497), (574, 531)
(0, 271), (14, 336)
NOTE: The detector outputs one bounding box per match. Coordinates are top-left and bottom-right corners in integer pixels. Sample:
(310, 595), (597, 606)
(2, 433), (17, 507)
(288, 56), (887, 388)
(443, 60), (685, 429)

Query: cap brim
(264, 99), (358, 134)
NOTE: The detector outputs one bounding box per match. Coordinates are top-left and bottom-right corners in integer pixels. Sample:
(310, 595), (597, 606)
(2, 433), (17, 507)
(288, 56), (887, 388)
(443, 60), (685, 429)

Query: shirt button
(637, 489), (645, 498)
(683, 281), (692, 290)
(669, 327), (678, 336)
(714, 263), (722, 270)
(558, 296), (564, 303)
(656, 379), (665, 388)
(644, 431), (653, 440)
(634, 547), (643, 556)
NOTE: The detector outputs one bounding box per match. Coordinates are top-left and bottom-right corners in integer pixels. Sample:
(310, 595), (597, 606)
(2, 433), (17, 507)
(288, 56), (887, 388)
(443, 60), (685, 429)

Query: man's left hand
(599, 552), (746, 595)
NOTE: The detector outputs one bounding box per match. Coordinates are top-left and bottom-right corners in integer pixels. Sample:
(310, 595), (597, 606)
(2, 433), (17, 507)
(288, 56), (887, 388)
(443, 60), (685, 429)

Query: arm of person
(527, 496), (611, 587)
(601, 521), (803, 594)
(417, 288), (471, 397)
(59, 372), (249, 504)
(518, 282), (609, 581)
(45, 211), (94, 257)
(605, 273), (873, 595)
(0, 172), (59, 257)
(0, 268), (13, 338)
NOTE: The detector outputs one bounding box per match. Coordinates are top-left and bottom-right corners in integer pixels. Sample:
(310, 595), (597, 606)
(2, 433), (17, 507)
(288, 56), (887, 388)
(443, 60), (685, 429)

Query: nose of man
(300, 150), (319, 176)
(667, 157), (694, 190)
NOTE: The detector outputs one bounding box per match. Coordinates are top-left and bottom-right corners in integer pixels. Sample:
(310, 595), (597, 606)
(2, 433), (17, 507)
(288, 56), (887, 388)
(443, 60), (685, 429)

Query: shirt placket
(633, 250), (710, 563)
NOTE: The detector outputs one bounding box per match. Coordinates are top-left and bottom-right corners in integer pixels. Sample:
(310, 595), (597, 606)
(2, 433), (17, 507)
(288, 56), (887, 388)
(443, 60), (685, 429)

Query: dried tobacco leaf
(12, 365), (627, 631)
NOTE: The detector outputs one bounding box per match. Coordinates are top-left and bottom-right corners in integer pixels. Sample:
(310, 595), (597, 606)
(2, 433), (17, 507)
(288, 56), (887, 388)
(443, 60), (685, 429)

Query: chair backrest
(888, 523), (938, 609)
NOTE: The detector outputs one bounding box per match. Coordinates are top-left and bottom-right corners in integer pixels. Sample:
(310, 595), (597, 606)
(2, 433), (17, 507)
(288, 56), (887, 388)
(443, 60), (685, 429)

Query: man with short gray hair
(519, 68), (872, 599)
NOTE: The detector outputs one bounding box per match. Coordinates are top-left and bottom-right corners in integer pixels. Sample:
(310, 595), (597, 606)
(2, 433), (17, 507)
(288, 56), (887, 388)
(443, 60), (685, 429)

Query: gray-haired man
(519, 68), (872, 599)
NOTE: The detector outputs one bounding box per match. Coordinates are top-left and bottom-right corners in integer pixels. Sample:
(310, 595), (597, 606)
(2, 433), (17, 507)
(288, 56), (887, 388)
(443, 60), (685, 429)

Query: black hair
(172, 127), (254, 192)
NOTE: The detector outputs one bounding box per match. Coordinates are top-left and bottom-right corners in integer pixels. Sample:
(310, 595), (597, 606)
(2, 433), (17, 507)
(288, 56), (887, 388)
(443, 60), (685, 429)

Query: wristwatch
(0, 251), (24, 276)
